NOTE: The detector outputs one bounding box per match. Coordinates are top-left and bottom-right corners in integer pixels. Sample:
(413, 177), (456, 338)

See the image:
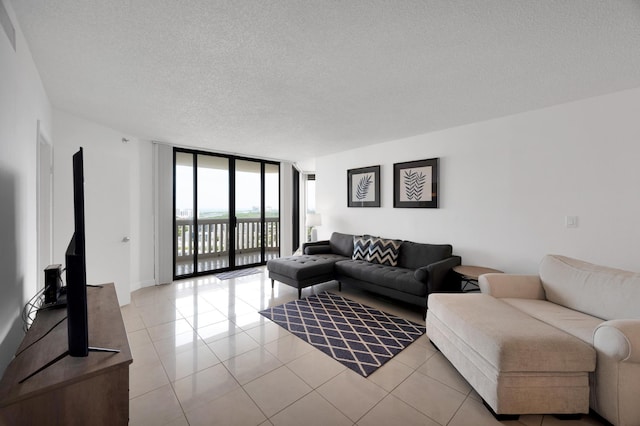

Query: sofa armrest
(302, 240), (331, 254)
(421, 256), (462, 292)
(478, 274), (545, 299)
(594, 319), (640, 363)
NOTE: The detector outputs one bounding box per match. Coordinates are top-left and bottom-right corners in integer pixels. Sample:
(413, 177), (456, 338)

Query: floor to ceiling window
(264, 163), (280, 261)
(174, 148), (280, 279)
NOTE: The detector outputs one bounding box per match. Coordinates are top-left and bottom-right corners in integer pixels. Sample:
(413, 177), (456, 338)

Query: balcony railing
(175, 217), (279, 263)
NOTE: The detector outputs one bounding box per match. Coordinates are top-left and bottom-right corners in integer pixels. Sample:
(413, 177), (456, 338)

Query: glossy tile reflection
(125, 266), (607, 426)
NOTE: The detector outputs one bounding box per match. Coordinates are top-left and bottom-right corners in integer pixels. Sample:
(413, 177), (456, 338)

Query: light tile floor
(122, 267), (608, 426)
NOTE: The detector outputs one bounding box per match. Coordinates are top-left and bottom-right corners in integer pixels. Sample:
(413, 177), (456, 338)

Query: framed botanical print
(393, 158), (439, 208)
(347, 165), (380, 207)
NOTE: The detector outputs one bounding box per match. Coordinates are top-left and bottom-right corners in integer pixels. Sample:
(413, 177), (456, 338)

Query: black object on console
(65, 147), (89, 357)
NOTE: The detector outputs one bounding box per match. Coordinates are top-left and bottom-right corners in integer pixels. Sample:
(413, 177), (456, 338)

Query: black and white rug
(259, 292), (425, 377)
(215, 268), (262, 280)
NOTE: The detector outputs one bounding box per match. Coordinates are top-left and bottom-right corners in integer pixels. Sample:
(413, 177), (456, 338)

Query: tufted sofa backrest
(329, 232), (355, 258)
(399, 241), (452, 270)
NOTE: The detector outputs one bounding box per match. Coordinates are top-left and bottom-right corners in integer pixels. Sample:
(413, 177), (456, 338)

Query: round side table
(453, 265), (503, 292)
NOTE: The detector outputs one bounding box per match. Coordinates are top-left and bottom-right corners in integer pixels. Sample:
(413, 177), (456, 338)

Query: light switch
(565, 216), (578, 228)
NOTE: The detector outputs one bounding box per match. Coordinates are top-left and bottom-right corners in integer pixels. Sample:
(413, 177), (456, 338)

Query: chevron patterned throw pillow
(368, 237), (402, 266)
(353, 235), (372, 261)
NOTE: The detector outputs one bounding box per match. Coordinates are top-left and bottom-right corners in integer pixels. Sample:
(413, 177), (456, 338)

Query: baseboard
(130, 279), (156, 293)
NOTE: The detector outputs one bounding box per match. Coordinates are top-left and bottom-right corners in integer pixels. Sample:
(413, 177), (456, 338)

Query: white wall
(316, 88), (640, 274)
(53, 110), (155, 305)
(0, 0), (52, 374)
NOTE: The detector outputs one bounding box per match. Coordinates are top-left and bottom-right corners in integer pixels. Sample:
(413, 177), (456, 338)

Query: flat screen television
(19, 148), (118, 382)
(65, 147), (89, 357)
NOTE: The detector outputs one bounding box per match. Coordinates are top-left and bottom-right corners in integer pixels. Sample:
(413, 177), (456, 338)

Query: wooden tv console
(0, 283), (132, 425)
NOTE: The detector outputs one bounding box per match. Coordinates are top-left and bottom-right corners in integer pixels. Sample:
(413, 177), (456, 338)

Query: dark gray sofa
(267, 232), (462, 316)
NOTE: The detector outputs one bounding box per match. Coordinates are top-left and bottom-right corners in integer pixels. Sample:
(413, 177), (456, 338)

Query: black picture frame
(393, 158), (439, 208)
(347, 165), (381, 207)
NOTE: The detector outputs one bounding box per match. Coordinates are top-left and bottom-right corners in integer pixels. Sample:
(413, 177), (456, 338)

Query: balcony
(175, 217), (280, 276)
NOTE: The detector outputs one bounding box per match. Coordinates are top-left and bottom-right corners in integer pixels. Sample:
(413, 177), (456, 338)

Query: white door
(84, 147), (131, 306)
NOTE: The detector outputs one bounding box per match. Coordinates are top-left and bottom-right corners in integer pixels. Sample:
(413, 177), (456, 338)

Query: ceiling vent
(0, 1), (16, 51)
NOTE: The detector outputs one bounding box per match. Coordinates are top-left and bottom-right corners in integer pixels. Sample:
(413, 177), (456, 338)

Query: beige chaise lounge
(426, 255), (640, 425)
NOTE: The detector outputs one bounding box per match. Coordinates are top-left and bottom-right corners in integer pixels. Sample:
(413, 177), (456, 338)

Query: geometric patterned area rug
(215, 268), (262, 280)
(259, 292), (425, 377)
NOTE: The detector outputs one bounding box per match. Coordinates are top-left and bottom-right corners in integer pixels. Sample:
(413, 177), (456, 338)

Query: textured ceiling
(10, 0), (640, 163)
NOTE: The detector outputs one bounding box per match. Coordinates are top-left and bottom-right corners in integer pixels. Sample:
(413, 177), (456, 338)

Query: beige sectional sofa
(426, 255), (640, 425)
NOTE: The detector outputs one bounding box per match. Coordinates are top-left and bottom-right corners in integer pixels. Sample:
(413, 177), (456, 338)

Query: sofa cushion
(399, 241), (452, 270)
(428, 293), (596, 373)
(268, 254), (346, 281)
(501, 298), (604, 344)
(352, 235), (372, 261)
(335, 260), (427, 296)
(539, 255), (640, 320)
(368, 237), (402, 266)
(330, 232), (355, 258)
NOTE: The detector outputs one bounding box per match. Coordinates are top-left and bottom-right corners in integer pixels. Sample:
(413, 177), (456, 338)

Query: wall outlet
(565, 216), (578, 228)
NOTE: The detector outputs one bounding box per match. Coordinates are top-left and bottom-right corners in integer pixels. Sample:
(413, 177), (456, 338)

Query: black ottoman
(267, 254), (346, 298)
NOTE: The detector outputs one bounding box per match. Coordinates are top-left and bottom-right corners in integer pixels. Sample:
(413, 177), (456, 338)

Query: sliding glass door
(175, 152), (196, 276)
(234, 160), (262, 266)
(197, 154), (230, 274)
(264, 163), (280, 262)
(174, 149), (279, 279)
